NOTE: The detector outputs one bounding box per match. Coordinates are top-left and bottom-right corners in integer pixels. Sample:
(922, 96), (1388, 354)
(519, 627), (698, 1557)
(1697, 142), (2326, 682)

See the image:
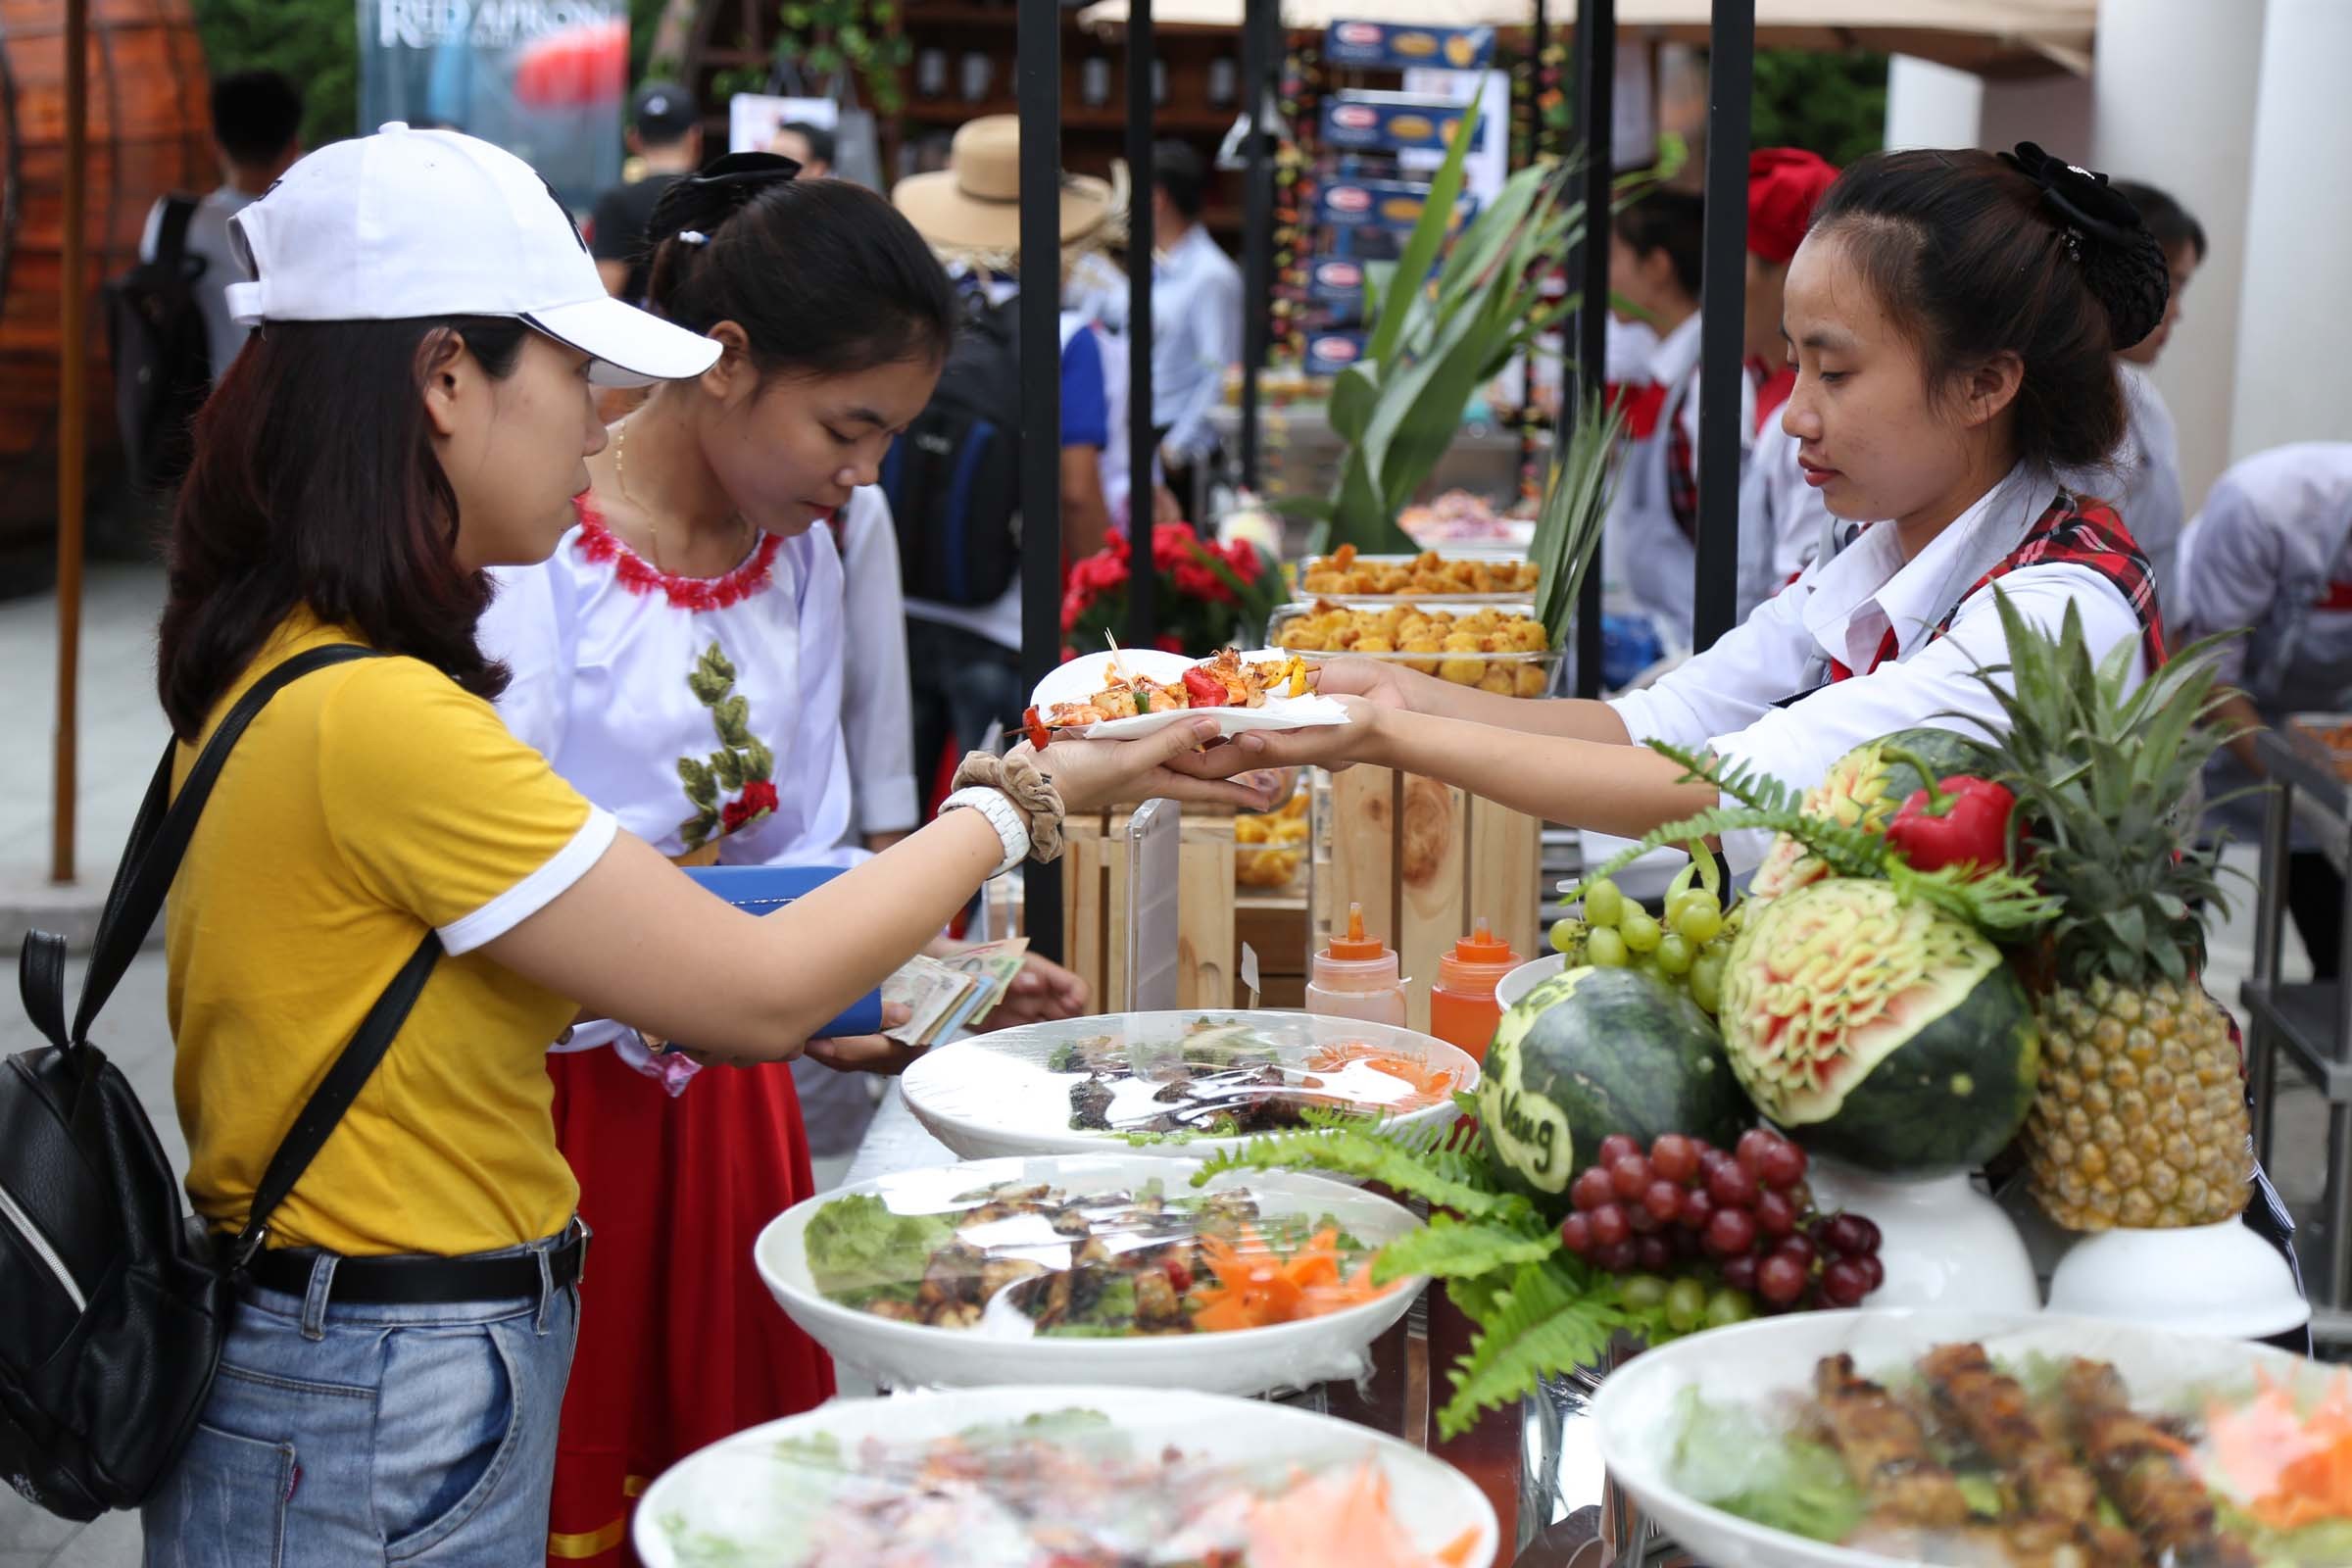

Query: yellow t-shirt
(165, 609), (616, 1257)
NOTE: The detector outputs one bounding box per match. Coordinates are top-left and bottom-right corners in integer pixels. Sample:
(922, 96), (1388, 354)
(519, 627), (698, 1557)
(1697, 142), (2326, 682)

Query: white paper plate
(634, 1383), (1500, 1567)
(898, 1009), (1479, 1165)
(1592, 1308), (2319, 1568)
(756, 1152), (1426, 1396)
(1028, 649), (1350, 741)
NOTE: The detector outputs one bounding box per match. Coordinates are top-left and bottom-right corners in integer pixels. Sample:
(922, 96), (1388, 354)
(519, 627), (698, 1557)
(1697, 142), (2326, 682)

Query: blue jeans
(141, 1231), (580, 1567)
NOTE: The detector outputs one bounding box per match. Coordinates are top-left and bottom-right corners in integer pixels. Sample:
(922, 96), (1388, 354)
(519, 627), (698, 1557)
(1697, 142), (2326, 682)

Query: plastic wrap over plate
(756, 1152), (1426, 1396)
(636, 1383), (1499, 1567)
(897, 1009), (1480, 1164)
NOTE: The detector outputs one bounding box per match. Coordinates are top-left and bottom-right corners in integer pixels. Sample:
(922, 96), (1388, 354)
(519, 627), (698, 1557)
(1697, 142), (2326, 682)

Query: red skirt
(543, 1047), (836, 1563)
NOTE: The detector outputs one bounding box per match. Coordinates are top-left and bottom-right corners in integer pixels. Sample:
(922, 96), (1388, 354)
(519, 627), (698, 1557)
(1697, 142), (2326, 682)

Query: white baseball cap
(226, 122), (721, 389)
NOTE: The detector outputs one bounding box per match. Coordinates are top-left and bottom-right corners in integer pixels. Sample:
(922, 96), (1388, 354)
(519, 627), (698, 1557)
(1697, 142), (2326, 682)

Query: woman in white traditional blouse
(475, 157), (1067, 1561)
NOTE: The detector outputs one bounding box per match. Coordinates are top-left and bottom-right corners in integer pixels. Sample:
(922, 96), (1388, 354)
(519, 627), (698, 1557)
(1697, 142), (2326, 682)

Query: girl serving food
(1188, 144), (2303, 1310)
(1194, 144), (2172, 854)
(143, 122), (1271, 1565)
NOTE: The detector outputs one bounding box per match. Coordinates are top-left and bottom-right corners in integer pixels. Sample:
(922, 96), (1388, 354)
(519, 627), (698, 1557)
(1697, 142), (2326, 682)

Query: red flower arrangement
(1060, 523), (1286, 662)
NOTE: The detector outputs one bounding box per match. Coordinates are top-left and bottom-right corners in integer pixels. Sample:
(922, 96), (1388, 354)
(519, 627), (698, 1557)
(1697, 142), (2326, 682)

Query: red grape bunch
(1556, 1128), (1886, 1326)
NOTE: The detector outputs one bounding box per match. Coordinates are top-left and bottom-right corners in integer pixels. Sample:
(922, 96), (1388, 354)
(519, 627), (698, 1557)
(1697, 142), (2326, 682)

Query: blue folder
(680, 864), (886, 1039)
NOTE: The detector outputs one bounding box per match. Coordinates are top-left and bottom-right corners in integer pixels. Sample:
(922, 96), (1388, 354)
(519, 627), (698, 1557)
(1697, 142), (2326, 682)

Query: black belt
(243, 1225), (588, 1305)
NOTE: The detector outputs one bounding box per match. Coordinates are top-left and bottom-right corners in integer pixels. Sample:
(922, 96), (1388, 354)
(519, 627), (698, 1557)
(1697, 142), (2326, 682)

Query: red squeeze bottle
(1429, 917), (1522, 1064)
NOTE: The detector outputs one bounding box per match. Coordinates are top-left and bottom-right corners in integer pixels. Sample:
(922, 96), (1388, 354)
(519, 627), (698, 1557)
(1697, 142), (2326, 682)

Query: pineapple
(1970, 592), (2250, 1231)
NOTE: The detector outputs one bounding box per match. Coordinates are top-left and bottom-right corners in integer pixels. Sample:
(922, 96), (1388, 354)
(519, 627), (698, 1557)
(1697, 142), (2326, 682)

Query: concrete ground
(0, 567), (2331, 1562)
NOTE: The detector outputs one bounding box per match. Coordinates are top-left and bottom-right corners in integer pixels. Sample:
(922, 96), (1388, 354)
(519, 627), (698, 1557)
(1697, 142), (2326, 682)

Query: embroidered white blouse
(482, 500), (858, 873)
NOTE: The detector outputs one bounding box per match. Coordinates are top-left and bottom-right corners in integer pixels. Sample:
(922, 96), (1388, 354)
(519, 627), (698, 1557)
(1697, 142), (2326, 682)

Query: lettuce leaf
(1668, 1386), (1864, 1544)
(803, 1194), (957, 1308)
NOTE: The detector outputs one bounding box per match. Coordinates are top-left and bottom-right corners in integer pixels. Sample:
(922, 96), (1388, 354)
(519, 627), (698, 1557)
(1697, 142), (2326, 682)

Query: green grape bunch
(1548, 854), (1743, 1015)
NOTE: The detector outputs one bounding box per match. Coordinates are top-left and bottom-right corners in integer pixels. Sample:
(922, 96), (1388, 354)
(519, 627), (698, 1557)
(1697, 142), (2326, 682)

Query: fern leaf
(1437, 1256), (1619, 1439)
(1190, 1128), (1531, 1224)
(1372, 1213), (1557, 1286)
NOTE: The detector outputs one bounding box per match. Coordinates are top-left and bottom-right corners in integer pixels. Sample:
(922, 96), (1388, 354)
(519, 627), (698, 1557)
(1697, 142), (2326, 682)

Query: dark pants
(907, 617), (1025, 801)
(2288, 850), (2345, 981)
(1152, 421), (1216, 524)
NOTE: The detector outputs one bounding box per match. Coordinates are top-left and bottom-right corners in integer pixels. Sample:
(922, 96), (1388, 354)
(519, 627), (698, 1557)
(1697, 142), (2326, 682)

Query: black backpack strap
(59, 645), (385, 1047)
(151, 194), (199, 270)
(228, 930), (441, 1267)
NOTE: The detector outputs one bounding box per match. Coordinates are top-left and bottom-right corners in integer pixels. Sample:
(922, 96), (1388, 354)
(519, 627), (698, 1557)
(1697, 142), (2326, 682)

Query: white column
(2091, 0), (2267, 512)
(2230, 0), (2352, 462)
(1883, 54), (1984, 150)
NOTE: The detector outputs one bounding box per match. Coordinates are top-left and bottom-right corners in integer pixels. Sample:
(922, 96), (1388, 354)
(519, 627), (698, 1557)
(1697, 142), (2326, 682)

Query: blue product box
(1323, 92), (1487, 153)
(1323, 19), (1494, 72)
(1303, 331), (1368, 377)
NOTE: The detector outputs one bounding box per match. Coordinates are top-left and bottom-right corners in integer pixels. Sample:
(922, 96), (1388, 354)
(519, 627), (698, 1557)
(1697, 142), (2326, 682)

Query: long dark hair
(1810, 148), (2172, 474)
(643, 159), (956, 378)
(157, 317), (529, 739)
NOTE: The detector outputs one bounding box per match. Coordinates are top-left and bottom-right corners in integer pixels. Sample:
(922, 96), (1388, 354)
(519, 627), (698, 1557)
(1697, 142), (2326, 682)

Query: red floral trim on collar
(572, 497), (782, 612)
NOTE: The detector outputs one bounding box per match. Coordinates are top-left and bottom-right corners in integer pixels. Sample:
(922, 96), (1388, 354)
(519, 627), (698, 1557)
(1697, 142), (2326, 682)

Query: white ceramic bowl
(1495, 953), (1564, 1012)
(635, 1383), (1500, 1567)
(1592, 1308), (2316, 1568)
(755, 1152), (1427, 1396)
(898, 1010), (1479, 1165)
(2048, 1217), (2311, 1340)
(1801, 1157), (2040, 1314)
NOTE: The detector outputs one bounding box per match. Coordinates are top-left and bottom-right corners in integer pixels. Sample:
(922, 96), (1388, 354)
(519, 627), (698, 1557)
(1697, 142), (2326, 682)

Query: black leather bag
(2, 646), (440, 1519)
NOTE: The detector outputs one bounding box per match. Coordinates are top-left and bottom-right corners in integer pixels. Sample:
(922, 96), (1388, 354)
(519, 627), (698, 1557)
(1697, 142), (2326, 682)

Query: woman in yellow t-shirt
(140, 126), (1272, 1567)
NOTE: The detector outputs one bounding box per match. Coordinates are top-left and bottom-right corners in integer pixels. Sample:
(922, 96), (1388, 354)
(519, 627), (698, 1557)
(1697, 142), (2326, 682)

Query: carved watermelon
(1750, 726), (1993, 905)
(1720, 876), (2039, 1176)
(1478, 967), (1748, 1215)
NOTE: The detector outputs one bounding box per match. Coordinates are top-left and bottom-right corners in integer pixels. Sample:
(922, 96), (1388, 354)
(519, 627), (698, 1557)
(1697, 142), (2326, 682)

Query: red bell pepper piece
(1181, 666), (1230, 709)
(1021, 706), (1052, 750)
(1886, 775), (2017, 876)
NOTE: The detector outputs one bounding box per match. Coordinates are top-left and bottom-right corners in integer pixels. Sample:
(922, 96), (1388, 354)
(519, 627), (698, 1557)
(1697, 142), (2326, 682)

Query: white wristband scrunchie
(939, 787), (1031, 879)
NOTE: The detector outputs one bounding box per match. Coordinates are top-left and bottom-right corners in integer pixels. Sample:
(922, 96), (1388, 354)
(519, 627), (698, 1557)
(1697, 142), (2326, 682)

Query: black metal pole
(1238, 0), (1276, 494)
(1570, 0), (1614, 700)
(1019, 0), (1064, 959)
(1126, 0), (1158, 649)
(1531, 0), (1548, 162)
(1691, 0), (1754, 652)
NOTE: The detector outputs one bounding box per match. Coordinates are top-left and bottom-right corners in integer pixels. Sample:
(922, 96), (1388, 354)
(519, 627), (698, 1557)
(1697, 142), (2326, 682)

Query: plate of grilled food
(1023, 648), (1348, 742)
(1592, 1308), (2342, 1568)
(754, 1152), (1427, 1396)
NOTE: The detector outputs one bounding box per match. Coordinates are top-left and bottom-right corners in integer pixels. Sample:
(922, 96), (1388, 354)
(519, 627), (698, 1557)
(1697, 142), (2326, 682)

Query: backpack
(880, 290), (1024, 607)
(105, 195), (214, 494)
(3, 646), (439, 1520)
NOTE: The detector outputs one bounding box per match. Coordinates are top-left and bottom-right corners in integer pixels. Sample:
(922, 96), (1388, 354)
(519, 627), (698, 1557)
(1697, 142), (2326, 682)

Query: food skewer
(1918, 1344), (2143, 1567)
(2059, 1359), (2254, 1568)
(1813, 1352), (1976, 1530)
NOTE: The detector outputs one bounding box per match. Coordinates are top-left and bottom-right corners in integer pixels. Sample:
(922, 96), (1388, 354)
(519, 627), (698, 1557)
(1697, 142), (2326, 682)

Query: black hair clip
(1999, 142), (2144, 254)
(687, 150), (804, 190)
(647, 151), (802, 251)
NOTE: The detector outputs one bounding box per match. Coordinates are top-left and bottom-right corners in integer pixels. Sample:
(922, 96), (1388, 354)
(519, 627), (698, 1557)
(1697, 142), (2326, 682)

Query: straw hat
(893, 116), (1116, 270)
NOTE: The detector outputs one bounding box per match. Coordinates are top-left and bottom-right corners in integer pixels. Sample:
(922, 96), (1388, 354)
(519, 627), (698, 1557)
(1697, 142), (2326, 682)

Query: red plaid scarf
(1827, 497), (2169, 681)
(1664, 392), (1700, 543)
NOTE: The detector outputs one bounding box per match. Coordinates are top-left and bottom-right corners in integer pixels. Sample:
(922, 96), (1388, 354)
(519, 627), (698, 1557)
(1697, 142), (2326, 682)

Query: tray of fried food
(1270, 600), (1557, 698)
(1234, 784), (1311, 889)
(1295, 543), (1538, 603)
(1027, 648), (1346, 742)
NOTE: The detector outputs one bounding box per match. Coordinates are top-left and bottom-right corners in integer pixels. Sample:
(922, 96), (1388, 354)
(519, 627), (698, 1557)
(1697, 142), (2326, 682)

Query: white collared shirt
(1151, 223), (1244, 460)
(1735, 418), (1837, 620)
(2058, 362), (2185, 613)
(1609, 464), (2151, 868)
(2177, 441), (2352, 697)
(1602, 312), (1760, 647)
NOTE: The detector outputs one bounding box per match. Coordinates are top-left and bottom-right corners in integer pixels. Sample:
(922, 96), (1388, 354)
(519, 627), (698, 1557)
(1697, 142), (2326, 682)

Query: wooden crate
(1061, 810), (1238, 1010)
(1315, 766), (1543, 1034)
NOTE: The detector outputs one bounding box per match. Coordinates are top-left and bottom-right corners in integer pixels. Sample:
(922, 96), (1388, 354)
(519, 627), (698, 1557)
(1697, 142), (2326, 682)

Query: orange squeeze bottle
(1428, 918), (1522, 1063)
